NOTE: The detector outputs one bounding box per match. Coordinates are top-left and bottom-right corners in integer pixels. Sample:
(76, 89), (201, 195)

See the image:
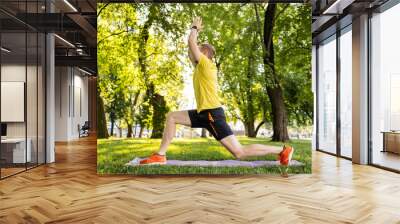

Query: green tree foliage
(192, 4), (311, 139)
(274, 5), (312, 127)
(97, 3), (312, 139)
(98, 3), (184, 138)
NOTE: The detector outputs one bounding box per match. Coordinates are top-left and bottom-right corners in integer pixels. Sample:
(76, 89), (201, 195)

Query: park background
(96, 3), (313, 175)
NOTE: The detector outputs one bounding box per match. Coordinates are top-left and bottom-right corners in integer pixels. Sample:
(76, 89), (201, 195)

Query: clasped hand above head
(191, 17), (203, 32)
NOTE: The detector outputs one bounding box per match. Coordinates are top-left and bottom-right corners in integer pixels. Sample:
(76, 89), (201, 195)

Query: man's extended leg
(219, 135), (294, 165)
(157, 110), (191, 155)
(220, 135), (294, 177)
(219, 135), (282, 159)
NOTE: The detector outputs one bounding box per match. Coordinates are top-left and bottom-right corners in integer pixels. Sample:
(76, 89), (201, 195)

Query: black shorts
(188, 107), (233, 141)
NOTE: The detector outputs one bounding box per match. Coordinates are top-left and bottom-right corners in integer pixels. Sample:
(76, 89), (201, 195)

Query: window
(0, 1), (47, 179)
(339, 26), (352, 158)
(370, 3), (400, 171)
(317, 35), (337, 154)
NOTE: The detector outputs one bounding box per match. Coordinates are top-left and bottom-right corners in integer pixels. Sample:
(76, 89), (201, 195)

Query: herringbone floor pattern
(1, 136), (400, 224)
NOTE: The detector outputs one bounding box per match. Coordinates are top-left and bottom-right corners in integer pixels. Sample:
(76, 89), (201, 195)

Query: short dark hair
(201, 43), (216, 59)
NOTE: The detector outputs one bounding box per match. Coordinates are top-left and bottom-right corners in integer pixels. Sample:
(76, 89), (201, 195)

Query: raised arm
(188, 48), (196, 67)
(188, 17), (203, 64)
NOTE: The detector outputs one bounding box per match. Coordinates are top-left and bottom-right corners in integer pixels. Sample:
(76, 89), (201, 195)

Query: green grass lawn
(97, 137), (311, 175)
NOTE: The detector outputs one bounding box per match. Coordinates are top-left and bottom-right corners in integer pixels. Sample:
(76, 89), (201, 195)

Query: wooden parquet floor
(1, 136), (400, 224)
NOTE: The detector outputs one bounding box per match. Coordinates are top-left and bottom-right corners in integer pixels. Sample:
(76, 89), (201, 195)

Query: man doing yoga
(139, 17), (294, 166)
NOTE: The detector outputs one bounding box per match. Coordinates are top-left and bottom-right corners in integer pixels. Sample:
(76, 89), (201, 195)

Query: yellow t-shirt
(193, 54), (221, 112)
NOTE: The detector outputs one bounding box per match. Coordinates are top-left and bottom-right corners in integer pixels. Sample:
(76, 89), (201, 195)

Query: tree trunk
(110, 114), (115, 137)
(245, 44), (256, 138)
(244, 120), (256, 137)
(137, 8), (168, 139)
(127, 92), (140, 138)
(138, 126), (144, 138)
(133, 122), (138, 138)
(246, 121), (256, 138)
(267, 86), (289, 141)
(201, 128), (207, 138)
(150, 93), (167, 138)
(148, 85), (168, 138)
(255, 121), (265, 137)
(96, 91), (109, 139)
(117, 126), (122, 138)
(127, 123), (133, 138)
(257, 4), (289, 142)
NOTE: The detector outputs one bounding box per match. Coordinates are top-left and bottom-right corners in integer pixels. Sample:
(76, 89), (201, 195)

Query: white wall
(1, 65), (31, 138)
(72, 72), (89, 138)
(54, 67), (89, 141)
(55, 66), (69, 141)
(1, 65), (26, 143)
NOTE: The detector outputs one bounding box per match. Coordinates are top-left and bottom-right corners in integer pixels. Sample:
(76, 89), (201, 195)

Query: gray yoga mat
(126, 158), (303, 167)
(166, 160), (303, 167)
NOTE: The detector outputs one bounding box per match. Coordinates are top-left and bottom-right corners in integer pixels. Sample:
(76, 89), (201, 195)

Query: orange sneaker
(279, 145), (294, 166)
(139, 153), (167, 165)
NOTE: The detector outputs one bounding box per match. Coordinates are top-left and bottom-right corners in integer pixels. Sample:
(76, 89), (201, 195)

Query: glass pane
(27, 31), (38, 169)
(371, 4), (400, 171)
(38, 32), (45, 165)
(1, 0), (46, 178)
(318, 35), (337, 154)
(1, 30), (27, 177)
(340, 28), (352, 158)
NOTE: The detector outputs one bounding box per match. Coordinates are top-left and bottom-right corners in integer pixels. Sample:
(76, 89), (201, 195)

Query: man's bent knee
(166, 112), (175, 122)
